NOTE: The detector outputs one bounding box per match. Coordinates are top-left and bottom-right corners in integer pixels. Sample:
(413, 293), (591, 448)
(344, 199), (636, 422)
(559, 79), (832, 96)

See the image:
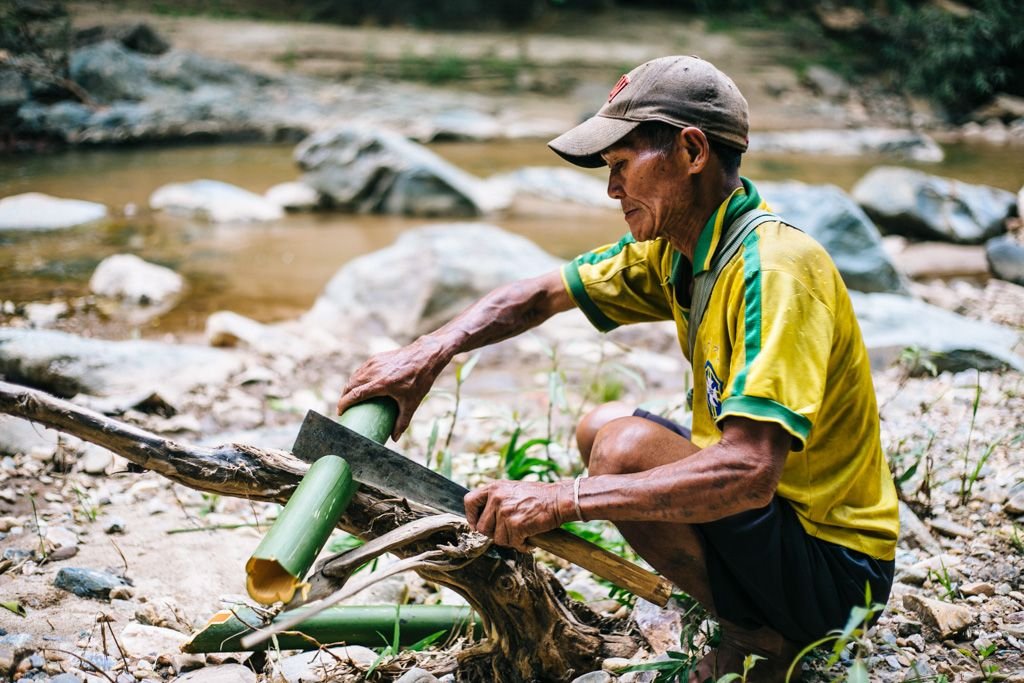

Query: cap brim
(547, 116), (641, 168)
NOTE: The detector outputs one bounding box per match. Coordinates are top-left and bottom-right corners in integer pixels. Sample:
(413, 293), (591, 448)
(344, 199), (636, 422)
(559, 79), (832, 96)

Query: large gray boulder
(986, 234), (1024, 285)
(758, 181), (907, 294)
(0, 328), (245, 399)
(852, 167), (1016, 244)
(849, 292), (1023, 373)
(304, 223), (561, 341)
(295, 126), (509, 217)
(69, 40), (152, 103)
(0, 193), (107, 231)
(748, 129), (943, 162)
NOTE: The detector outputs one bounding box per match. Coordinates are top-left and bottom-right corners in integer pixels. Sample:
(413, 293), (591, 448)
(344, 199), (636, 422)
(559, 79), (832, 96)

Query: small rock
(906, 634), (926, 652)
(1004, 489), (1024, 515)
(264, 182), (321, 212)
(48, 545), (79, 562)
(961, 582), (996, 597)
(109, 586), (133, 600)
(904, 659), (935, 681)
(135, 597), (188, 632)
(44, 526), (78, 549)
(632, 598), (683, 656)
(903, 594), (974, 639)
(79, 445), (114, 475)
(104, 518), (126, 534)
(119, 623), (188, 659)
(928, 518), (972, 538)
(172, 663), (255, 683)
(0, 517), (21, 532)
(896, 619), (923, 637)
(53, 567), (129, 600)
(4, 548), (34, 562)
(161, 653), (205, 674)
(394, 668), (440, 683)
(0, 193), (107, 231)
(151, 180), (284, 223)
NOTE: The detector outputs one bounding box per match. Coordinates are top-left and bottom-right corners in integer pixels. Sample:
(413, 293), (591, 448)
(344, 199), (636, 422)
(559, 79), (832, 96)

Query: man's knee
(576, 401), (634, 467)
(588, 416), (666, 475)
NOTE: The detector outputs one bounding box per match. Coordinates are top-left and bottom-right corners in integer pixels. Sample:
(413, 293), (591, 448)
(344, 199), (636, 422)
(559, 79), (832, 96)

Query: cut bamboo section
(183, 604), (481, 652)
(246, 455), (356, 604)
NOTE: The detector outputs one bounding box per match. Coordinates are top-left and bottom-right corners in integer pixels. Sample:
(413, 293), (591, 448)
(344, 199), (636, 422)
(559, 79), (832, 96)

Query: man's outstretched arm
(337, 270), (575, 440)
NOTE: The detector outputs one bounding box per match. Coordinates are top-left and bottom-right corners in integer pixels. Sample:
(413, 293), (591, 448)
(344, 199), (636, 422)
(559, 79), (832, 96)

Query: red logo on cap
(608, 74), (629, 102)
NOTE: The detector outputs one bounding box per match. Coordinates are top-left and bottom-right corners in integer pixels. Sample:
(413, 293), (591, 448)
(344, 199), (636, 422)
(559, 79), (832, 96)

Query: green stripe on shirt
(562, 261), (620, 332)
(719, 395), (812, 447)
(732, 229), (763, 396)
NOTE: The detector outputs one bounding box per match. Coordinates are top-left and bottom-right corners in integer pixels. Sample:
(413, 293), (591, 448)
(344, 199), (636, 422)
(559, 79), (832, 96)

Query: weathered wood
(0, 380), (641, 681)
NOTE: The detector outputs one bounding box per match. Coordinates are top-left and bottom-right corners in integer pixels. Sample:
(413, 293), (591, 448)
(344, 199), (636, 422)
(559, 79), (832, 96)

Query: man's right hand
(336, 336), (450, 441)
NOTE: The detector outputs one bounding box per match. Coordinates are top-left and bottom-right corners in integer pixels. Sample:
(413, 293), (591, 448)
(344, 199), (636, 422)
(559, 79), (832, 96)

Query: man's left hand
(464, 480), (575, 552)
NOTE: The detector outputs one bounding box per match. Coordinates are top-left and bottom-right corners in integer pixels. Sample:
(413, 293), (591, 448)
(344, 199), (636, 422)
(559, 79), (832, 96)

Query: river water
(1, 140), (1020, 339)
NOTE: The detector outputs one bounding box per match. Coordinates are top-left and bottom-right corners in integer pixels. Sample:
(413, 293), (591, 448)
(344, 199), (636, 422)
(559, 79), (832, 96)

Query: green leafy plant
(785, 585), (886, 682)
(959, 370), (990, 506)
(28, 493), (47, 561)
(199, 493), (221, 517)
(499, 426), (557, 481)
(958, 643), (1001, 682)
(620, 598), (719, 681)
(71, 485), (99, 523)
(930, 558), (961, 602)
(1011, 523), (1024, 556)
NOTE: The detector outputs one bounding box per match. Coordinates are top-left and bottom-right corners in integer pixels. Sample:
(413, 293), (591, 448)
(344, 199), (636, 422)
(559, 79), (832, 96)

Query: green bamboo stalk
(183, 604), (480, 653)
(337, 397), (398, 444)
(246, 455), (356, 604)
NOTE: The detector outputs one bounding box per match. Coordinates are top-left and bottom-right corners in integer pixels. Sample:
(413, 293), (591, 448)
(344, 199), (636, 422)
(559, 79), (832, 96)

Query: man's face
(601, 130), (693, 243)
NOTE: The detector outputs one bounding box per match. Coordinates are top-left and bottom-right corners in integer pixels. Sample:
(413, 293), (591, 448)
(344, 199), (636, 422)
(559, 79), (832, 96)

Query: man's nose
(607, 174), (624, 199)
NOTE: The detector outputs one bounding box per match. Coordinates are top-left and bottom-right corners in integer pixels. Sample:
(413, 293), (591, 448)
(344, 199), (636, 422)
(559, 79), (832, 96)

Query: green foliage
(874, 0), (1024, 120)
(499, 426), (557, 481)
(958, 642), (1001, 682)
(1011, 523), (1024, 556)
(930, 558), (961, 602)
(785, 584), (886, 682)
(326, 531), (365, 554)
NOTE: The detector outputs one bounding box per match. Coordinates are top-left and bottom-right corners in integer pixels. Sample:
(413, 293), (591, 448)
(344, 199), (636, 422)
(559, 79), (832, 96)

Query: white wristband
(573, 475), (587, 522)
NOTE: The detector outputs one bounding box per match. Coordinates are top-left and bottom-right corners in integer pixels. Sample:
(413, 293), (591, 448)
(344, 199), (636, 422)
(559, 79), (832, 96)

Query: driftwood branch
(0, 380), (641, 681)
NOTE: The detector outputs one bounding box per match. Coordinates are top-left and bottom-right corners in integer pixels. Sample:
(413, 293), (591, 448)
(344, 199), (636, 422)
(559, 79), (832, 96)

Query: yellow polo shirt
(562, 178), (898, 561)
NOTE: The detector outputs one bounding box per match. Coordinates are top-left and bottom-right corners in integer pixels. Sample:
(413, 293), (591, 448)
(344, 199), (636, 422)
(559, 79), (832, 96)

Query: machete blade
(291, 410), (467, 516)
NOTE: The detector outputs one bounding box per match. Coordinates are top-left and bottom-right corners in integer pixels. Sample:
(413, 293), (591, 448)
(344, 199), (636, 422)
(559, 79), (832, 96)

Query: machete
(291, 410), (673, 606)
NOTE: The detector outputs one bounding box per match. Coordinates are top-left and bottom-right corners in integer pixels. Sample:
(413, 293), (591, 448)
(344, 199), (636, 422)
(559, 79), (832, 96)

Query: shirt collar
(670, 176), (765, 285)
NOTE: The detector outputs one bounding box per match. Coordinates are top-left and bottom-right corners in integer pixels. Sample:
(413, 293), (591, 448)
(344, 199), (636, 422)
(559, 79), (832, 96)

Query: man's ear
(678, 127), (710, 173)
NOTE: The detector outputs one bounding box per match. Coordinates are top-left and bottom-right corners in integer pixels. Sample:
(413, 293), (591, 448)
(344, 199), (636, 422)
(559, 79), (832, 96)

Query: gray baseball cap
(548, 55), (750, 168)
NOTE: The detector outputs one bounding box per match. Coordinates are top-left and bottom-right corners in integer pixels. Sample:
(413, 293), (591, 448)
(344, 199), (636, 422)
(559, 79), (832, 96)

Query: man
(337, 55), (898, 680)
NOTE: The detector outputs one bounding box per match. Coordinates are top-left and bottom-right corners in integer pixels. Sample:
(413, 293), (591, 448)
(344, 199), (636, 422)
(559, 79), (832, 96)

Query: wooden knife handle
(529, 527), (674, 606)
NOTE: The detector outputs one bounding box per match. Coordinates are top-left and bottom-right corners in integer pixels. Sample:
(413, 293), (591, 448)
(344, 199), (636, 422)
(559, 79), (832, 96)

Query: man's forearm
(419, 271), (574, 365)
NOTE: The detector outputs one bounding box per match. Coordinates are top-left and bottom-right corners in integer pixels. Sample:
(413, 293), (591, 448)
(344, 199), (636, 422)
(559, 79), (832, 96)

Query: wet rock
(305, 223), (561, 342)
(264, 182), (322, 212)
(749, 129), (943, 162)
(849, 292), (1024, 372)
(894, 242), (990, 280)
(119, 623), (189, 659)
(487, 166), (617, 211)
(395, 668), (440, 683)
(0, 328), (245, 400)
(150, 180), (283, 223)
(903, 594), (974, 639)
(852, 167), (1015, 244)
(277, 646), (376, 683)
(172, 663), (255, 683)
(0, 68), (29, 118)
(758, 180), (907, 293)
(23, 301), (70, 328)
(295, 125), (508, 217)
(0, 193), (107, 232)
(53, 567), (129, 600)
(986, 233), (1024, 286)
(89, 254), (185, 307)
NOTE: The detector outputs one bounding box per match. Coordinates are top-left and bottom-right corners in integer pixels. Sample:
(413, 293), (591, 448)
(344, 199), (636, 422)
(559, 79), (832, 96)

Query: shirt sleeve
(561, 235), (675, 332)
(718, 262), (835, 451)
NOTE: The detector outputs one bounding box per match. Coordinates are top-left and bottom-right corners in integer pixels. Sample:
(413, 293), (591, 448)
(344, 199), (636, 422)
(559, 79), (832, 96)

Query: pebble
(572, 673), (613, 683)
(48, 545), (79, 562)
(53, 567), (129, 600)
(109, 586), (133, 600)
(119, 623), (189, 660)
(104, 518), (126, 534)
(277, 646), (377, 683)
(928, 517), (974, 538)
(49, 673), (82, 683)
(0, 517), (21, 532)
(1004, 490), (1024, 515)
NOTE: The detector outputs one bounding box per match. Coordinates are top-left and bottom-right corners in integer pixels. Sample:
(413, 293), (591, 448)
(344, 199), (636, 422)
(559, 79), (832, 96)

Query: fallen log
(0, 380), (641, 681)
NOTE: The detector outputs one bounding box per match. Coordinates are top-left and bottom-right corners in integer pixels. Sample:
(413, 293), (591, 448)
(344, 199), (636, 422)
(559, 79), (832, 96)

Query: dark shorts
(633, 408), (895, 645)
